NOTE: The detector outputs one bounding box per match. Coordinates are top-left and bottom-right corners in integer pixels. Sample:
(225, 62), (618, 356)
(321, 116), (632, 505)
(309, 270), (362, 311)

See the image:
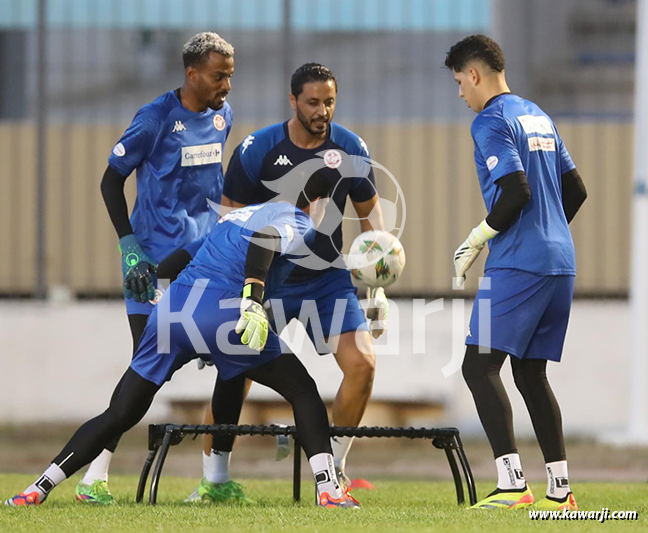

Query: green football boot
(470, 486), (534, 510)
(74, 480), (115, 505)
(533, 492), (578, 511)
(186, 478), (254, 504)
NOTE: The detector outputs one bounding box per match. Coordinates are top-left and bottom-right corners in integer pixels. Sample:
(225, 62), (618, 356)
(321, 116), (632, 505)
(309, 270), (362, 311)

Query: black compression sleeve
(100, 165), (133, 239)
(485, 171), (532, 232)
(244, 226), (281, 283)
(561, 168), (587, 223)
(157, 249), (192, 282)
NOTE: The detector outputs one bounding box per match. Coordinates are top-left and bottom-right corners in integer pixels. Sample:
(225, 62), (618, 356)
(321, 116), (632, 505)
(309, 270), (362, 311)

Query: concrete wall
(0, 298), (632, 439)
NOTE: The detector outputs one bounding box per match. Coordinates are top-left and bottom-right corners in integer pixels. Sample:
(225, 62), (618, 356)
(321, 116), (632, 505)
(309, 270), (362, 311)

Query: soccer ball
(347, 230), (406, 288)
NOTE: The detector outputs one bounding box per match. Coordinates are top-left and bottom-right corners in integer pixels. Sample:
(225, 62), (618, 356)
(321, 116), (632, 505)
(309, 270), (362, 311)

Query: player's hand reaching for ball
(236, 282), (269, 351)
(119, 234), (158, 302)
(453, 220), (499, 287)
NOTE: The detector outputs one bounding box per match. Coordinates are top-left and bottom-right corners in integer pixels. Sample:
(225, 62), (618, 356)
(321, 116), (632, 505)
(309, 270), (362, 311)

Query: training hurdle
(136, 424), (477, 506)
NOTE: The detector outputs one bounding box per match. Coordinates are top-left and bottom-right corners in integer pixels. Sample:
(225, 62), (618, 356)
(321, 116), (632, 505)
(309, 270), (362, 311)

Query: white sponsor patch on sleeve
(284, 224), (294, 242)
(112, 142), (126, 157)
(528, 137), (556, 152)
(486, 156), (499, 171)
(517, 114), (554, 135)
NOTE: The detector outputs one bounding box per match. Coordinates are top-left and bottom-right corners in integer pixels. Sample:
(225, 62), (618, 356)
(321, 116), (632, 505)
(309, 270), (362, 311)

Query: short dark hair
(444, 34), (505, 73)
(296, 171), (332, 209)
(291, 63), (337, 98)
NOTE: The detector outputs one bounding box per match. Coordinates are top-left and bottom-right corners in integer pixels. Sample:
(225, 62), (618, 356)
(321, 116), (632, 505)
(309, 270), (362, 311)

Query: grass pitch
(0, 474), (646, 532)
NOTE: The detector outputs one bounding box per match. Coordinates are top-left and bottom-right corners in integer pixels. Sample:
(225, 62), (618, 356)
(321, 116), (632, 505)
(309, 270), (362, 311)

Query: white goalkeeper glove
(453, 220), (499, 287)
(366, 287), (389, 339)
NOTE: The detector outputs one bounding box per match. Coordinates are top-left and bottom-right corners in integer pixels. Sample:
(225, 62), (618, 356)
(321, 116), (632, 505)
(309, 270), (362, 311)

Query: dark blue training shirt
(472, 94), (576, 275)
(222, 121), (377, 282)
(108, 90), (233, 263)
(176, 202), (315, 298)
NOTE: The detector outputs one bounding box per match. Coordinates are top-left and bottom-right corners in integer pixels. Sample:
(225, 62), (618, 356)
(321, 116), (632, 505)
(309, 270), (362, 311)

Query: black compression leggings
(211, 374), (247, 452)
(52, 368), (159, 476)
(244, 353), (332, 459)
(53, 353), (331, 477)
(102, 313), (149, 454)
(462, 345), (566, 463)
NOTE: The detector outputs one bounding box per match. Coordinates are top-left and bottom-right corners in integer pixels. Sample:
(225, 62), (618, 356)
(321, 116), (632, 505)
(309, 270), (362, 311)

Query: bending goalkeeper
(6, 172), (359, 509)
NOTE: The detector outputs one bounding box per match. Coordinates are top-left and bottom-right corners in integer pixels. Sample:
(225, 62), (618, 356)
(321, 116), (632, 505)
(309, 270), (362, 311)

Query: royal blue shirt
(108, 90), (233, 263)
(176, 203), (315, 298)
(222, 121), (377, 282)
(472, 94), (576, 275)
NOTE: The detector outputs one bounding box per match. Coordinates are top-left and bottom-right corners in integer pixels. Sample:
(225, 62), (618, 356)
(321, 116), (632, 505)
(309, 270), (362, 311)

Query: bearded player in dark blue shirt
(185, 64), (387, 502)
(78, 33), (234, 504)
(445, 35), (587, 511)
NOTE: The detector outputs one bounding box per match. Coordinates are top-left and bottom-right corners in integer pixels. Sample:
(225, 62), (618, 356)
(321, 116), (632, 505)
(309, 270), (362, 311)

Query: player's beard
(296, 106), (329, 138)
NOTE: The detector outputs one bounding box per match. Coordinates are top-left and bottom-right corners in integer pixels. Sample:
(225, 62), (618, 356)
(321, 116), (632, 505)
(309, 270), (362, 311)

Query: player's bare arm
(352, 195), (385, 232)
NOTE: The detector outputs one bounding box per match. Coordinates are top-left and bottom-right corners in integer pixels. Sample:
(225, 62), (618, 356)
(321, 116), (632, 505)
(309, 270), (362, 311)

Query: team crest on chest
(323, 149), (342, 169)
(213, 114), (226, 131)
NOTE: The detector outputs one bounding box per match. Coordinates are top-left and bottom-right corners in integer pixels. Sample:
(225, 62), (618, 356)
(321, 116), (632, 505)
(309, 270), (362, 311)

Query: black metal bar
(148, 423), (459, 440)
(136, 447), (159, 503)
(292, 436), (301, 503)
(149, 429), (173, 505)
(443, 446), (465, 506)
(455, 440), (477, 506)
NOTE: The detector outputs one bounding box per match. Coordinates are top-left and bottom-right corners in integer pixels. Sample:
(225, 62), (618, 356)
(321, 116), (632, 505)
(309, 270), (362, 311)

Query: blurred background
(1, 0), (646, 482)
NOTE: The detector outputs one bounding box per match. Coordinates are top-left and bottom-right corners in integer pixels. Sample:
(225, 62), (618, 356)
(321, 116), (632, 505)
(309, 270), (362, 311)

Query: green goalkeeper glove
(453, 220), (499, 287)
(235, 283), (269, 351)
(119, 234), (157, 303)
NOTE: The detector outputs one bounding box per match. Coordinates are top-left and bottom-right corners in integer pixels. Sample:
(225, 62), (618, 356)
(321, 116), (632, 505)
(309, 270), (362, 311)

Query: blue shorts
(466, 269), (574, 362)
(268, 269), (369, 355)
(125, 296), (155, 316)
(130, 283), (283, 385)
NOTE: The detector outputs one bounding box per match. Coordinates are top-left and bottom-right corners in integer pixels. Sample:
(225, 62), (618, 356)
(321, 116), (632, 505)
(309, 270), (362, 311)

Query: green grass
(1, 475), (646, 532)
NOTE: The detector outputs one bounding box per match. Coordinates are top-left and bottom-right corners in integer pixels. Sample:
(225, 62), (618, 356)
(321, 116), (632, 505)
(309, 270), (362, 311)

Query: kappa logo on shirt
(274, 155), (292, 166)
(358, 136), (370, 156)
(241, 134), (255, 154)
(172, 120), (187, 133)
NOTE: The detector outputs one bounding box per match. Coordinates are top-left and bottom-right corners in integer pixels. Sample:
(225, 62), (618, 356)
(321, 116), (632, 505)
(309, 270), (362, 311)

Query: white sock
(309, 452), (344, 499)
(203, 450), (231, 484)
(25, 463), (67, 500)
(546, 460), (570, 499)
(82, 449), (113, 484)
(331, 435), (355, 472)
(495, 453), (526, 490)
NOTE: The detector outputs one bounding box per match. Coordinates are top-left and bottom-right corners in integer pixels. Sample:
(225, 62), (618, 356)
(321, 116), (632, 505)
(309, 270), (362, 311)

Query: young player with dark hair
(445, 34), (587, 510)
(81, 32), (234, 504)
(6, 174), (359, 509)
(186, 63), (387, 503)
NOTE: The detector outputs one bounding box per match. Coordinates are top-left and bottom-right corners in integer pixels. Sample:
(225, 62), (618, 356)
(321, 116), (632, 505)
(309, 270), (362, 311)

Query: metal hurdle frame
(136, 424), (477, 506)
